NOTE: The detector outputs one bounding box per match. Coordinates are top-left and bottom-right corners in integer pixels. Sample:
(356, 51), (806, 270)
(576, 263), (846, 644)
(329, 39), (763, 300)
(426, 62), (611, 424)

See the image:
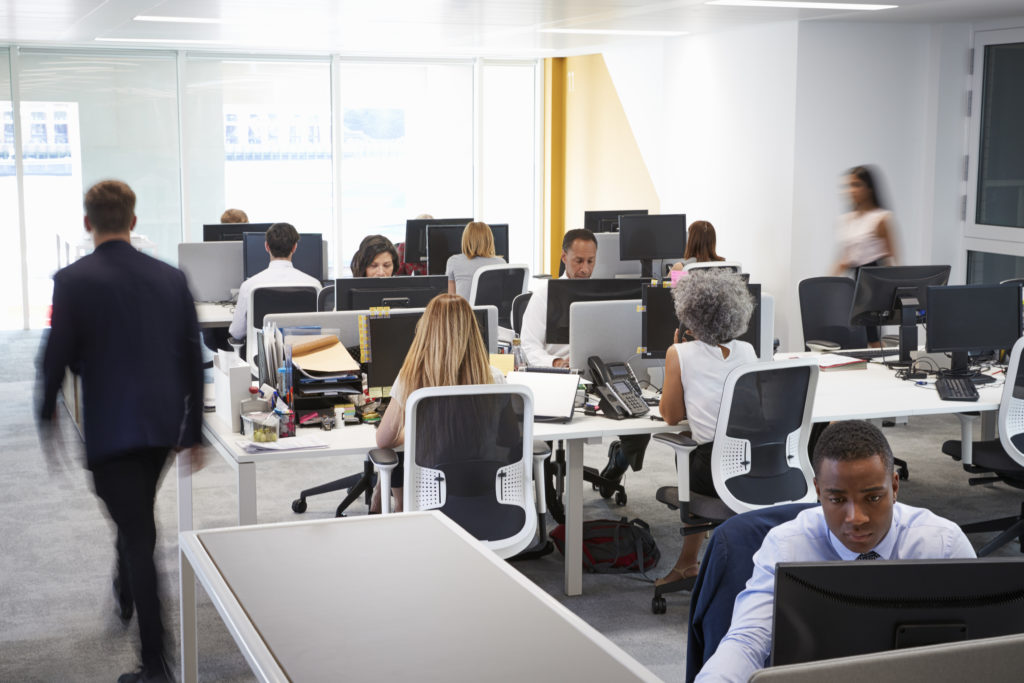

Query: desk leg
(180, 549), (198, 683)
(564, 438), (584, 596)
(238, 462), (257, 526)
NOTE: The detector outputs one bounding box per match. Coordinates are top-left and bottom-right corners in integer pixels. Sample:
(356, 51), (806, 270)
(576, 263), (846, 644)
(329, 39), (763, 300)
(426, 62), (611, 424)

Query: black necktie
(856, 550), (881, 560)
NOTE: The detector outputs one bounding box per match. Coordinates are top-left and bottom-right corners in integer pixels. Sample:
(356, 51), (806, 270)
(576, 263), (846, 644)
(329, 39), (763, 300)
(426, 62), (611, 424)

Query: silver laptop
(507, 370), (579, 423)
(178, 242), (244, 303)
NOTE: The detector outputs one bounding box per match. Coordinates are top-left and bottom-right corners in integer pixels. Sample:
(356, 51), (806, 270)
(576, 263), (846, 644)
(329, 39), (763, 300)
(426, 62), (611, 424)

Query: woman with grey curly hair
(655, 269), (758, 592)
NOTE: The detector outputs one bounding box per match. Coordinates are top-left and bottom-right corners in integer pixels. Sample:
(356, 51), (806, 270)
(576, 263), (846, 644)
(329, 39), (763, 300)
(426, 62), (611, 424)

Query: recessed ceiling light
(134, 15), (224, 24)
(95, 38), (230, 45)
(541, 28), (688, 37)
(706, 1), (897, 9)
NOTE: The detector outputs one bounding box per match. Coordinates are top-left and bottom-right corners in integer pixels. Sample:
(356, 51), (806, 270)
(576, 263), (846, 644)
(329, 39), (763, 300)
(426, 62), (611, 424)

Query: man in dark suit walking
(39, 180), (204, 682)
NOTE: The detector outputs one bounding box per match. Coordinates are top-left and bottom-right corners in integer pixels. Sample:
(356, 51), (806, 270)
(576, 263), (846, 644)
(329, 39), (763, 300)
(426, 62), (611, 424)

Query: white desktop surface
(179, 512), (659, 683)
(194, 301), (234, 328)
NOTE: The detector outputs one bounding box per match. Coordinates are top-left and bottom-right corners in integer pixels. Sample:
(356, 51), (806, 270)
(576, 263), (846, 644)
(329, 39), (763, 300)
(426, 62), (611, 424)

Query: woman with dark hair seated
(350, 235), (399, 277)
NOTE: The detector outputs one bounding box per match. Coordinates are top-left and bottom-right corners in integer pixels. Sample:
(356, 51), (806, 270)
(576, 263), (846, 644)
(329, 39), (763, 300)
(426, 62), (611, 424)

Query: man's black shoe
(599, 440), (628, 483)
(117, 658), (172, 683)
(113, 576), (133, 625)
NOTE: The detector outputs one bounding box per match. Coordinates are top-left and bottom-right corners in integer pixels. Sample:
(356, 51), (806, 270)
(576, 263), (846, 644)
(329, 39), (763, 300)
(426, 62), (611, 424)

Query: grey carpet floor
(2, 329), (1020, 682)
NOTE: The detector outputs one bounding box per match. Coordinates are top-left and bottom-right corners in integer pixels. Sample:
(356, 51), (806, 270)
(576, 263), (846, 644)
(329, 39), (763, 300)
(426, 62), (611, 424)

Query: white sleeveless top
(837, 208), (892, 268)
(674, 339), (758, 444)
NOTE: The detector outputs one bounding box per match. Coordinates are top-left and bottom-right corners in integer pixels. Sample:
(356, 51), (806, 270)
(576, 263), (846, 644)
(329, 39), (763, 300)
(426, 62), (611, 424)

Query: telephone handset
(587, 355), (649, 420)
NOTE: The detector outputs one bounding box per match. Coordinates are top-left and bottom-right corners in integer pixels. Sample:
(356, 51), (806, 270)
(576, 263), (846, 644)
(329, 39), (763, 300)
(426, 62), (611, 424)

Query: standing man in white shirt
(228, 222), (322, 341)
(695, 420), (976, 683)
(519, 228), (650, 487)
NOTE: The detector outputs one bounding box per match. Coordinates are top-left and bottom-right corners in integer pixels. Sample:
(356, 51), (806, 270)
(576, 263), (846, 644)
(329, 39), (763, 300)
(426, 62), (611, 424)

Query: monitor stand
(947, 350), (998, 384)
(895, 294), (918, 368)
(640, 259), (654, 280)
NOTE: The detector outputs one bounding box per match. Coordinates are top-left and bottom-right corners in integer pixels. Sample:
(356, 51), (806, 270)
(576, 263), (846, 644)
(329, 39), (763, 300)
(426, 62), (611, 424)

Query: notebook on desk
(507, 370), (579, 423)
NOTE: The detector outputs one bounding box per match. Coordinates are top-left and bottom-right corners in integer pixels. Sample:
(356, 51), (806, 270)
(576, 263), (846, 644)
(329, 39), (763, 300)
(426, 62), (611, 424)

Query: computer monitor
(335, 275), (448, 311)
(203, 222), (273, 242)
(583, 209), (648, 233)
(545, 279), (646, 345)
(403, 217), (474, 264)
(425, 223), (510, 276)
(618, 214), (687, 278)
(849, 265), (951, 365)
(365, 308), (490, 393)
(242, 231), (324, 281)
(925, 283), (1022, 376)
(641, 282), (760, 359)
(771, 558), (1024, 667)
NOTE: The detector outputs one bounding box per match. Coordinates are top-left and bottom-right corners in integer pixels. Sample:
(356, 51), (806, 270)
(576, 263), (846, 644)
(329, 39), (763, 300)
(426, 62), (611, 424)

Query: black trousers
(91, 447), (171, 670)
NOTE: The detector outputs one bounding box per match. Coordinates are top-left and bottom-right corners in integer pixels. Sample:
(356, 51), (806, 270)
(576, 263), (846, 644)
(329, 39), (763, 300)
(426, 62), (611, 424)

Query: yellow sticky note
(490, 353), (515, 376)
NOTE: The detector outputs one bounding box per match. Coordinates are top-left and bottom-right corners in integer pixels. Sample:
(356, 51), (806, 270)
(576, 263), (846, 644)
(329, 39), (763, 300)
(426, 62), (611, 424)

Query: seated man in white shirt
(519, 228), (649, 484)
(228, 222), (322, 341)
(696, 419), (976, 683)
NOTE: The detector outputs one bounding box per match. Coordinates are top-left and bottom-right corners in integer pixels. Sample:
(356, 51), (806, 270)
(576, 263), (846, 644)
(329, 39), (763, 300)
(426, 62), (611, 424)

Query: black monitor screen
(849, 265), (951, 326)
(203, 222), (273, 242)
(404, 218), (473, 263)
(545, 279), (646, 345)
(772, 559), (1024, 667)
(583, 209), (648, 233)
(335, 275), (448, 311)
(925, 283), (1022, 369)
(425, 223), (510, 276)
(618, 214), (687, 261)
(641, 282), (760, 359)
(366, 309), (489, 391)
(242, 231), (324, 281)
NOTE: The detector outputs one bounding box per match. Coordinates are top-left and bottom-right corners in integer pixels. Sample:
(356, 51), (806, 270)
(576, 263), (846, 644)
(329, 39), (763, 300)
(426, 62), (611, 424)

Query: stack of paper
(815, 353), (868, 371)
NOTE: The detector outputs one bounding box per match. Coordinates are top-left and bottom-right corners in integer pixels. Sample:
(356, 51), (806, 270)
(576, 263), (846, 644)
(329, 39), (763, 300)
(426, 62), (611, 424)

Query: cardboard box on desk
(214, 351), (252, 432)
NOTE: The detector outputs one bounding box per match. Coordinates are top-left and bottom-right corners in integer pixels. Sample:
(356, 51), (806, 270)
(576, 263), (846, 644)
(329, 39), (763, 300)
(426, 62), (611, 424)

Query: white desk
(194, 302), (234, 328)
(179, 512), (659, 683)
(189, 411), (675, 598)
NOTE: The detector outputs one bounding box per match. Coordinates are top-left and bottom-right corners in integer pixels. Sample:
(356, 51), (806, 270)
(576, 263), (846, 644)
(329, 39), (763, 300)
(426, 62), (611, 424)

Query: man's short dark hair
(561, 228), (597, 253)
(84, 180), (135, 235)
(812, 420), (894, 478)
(265, 222), (300, 258)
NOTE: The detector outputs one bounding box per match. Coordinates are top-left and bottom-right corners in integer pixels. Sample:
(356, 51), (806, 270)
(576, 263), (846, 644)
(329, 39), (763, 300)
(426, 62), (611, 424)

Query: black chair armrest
(654, 432), (698, 449)
(368, 448), (399, 468)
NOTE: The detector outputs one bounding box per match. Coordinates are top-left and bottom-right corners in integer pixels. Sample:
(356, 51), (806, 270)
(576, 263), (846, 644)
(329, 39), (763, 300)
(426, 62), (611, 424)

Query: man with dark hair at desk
(228, 222), (321, 341)
(519, 228), (650, 484)
(695, 420), (975, 683)
(39, 179), (204, 682)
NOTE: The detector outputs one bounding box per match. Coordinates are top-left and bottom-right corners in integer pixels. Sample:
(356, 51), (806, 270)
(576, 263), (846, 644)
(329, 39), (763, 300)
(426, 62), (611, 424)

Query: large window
(15, 50), (180, 329)
(0, 49), (20, 328)
(182, 58), (333, 267)
(337, 62), (474, 272)
(975, 42), (1024, 229)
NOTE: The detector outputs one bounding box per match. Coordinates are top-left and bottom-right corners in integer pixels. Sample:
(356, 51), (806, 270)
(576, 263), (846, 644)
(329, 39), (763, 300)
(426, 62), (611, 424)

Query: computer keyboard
(935, 376), (980, 402)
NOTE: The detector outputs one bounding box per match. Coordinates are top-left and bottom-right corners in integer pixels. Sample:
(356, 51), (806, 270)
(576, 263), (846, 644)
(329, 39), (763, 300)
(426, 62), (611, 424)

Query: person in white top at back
(228, 222), (322, 340)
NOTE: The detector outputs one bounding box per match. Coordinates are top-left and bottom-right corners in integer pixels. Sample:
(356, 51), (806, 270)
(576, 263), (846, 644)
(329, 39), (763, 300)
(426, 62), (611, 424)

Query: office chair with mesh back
(511, 291), (533, 337)
(469, 264), (530, 330)
(247, 285), (319, 369)
(797, 276), (868, 351)
(370, 384), (538, 559)
(941, 335), (1024, 556)
(317, 284), (335, 312)
(651, 358), (819, 614)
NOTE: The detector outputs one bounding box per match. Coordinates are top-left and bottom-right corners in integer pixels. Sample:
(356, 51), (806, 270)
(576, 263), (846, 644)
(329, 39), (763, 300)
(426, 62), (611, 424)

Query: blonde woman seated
(372, 294), (505, 513)
(657, 269), (757, 591)
(671, 220), (725, 271)
(446, 221), (506, 299)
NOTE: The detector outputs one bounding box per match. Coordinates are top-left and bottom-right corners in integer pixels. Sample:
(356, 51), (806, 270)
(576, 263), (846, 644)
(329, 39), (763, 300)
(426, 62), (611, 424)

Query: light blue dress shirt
(695, 502), (976, 683)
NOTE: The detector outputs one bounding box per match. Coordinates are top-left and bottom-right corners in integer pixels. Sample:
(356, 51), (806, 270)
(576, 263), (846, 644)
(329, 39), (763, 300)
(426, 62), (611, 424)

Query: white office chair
(683, 261), (743, 274)
(370, 384), (538, 559)
(468, 263), (530, 332)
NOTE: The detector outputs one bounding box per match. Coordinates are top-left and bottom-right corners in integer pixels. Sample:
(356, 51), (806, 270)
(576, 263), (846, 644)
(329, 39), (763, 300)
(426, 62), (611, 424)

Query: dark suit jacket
(40, 239), (204, 468)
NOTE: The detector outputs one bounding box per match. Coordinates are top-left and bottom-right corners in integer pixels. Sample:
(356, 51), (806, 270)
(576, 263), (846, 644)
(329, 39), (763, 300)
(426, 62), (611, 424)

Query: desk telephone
(587, 355), (649, 419)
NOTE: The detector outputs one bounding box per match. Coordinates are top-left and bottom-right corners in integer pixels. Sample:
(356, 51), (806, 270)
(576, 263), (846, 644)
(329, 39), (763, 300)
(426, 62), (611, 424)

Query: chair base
(544, 442), (627, 525)
(291, 460), (375, 517)
(960, 501), (1024, 557)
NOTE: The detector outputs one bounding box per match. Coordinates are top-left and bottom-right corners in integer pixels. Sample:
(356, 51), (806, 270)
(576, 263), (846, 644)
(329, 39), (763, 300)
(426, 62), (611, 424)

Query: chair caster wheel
(291, 499), (307, 514)
(615, 490), (627, 506)
(599, 484), (614, 499)
(652, 596), (667, 614)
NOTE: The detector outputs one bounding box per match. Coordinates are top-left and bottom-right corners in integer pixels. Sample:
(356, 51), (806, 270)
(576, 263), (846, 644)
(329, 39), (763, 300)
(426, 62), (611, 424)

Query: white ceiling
(1, 0), (1022, 57)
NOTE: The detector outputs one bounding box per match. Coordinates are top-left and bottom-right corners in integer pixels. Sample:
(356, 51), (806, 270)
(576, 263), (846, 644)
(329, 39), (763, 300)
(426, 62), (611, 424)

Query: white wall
(604, 19), (974, 351)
